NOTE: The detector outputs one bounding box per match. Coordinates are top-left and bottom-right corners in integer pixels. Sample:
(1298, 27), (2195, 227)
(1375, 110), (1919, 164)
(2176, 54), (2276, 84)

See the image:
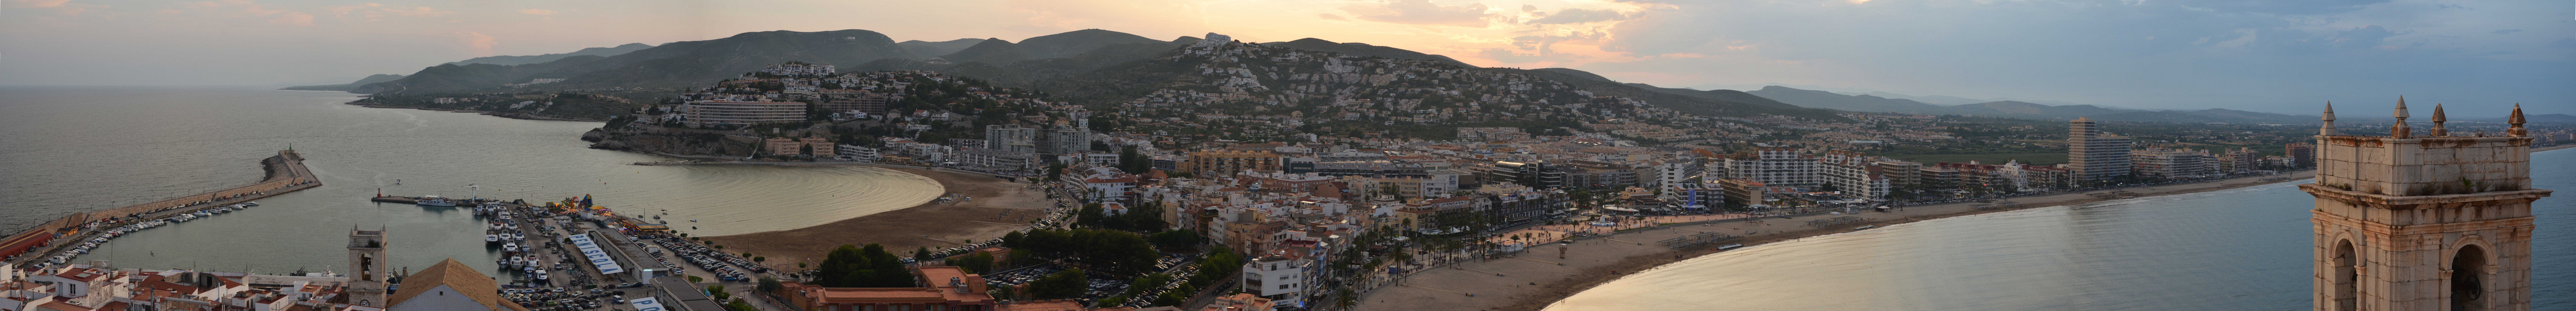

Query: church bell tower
(2303, 100), (2550, 310)
(347, 227), (389, 307)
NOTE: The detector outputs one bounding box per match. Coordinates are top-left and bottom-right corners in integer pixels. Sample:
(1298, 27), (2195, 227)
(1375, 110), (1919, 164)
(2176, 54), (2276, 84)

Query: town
(6, 34), (2573, 311)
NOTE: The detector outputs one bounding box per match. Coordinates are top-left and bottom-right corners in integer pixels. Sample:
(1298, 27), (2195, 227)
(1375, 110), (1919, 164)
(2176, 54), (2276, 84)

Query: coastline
(351, 103), (611, 123)
(700, 167), (1048, 271)
(1359, 144), (2574, 311)
(1363, 172), (2313, 311)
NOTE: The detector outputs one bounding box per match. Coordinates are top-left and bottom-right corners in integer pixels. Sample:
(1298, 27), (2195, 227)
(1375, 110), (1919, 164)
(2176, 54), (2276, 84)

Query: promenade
(1353, 171), (2312, 311)
(0, 150), (321, 266)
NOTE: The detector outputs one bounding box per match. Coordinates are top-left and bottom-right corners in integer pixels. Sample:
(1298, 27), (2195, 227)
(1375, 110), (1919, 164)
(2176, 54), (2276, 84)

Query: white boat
(415, 195), (457, 207)
(242, 202), (258, 207)
(502, 243), (519, 252)
(486, 234), (501, 243)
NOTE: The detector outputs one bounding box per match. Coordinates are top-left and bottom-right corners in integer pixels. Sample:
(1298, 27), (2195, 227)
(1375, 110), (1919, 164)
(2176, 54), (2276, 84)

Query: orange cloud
(518, 9), (555, 16)
(458, 32), (498, 56)
(19, 0), (73, 8)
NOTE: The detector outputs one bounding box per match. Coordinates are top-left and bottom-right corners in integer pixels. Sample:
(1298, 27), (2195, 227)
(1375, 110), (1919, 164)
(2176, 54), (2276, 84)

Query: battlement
(2312, 135), (2534, 197)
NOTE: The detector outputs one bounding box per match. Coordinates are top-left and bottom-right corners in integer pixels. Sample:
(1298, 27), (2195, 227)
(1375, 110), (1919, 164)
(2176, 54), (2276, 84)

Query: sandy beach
(703, 167), (1050, 271)
(1356, 170), (2323, 311)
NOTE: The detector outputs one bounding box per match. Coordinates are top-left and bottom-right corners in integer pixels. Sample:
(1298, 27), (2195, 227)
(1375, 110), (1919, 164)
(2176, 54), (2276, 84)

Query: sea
(1547, 149), (2576, 310)
(0, 86), (943, 275)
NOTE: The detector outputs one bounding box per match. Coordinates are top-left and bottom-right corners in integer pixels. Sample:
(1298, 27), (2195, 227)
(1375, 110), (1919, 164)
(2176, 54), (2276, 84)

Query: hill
(1745, 85), (1946, 113)
(937, 38), (1034, 64)
(1260, 38), (1476, 68)
(356, 29), (917, 93)
(281, 74), (406, 91)
(448, 43), (654, 66)
(1016, 29), (1171, 59)
(897, 39), (985, 59)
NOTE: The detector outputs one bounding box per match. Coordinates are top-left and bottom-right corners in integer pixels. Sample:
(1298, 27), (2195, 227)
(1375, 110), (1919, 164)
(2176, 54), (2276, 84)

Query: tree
(814, 244), (913, 287)
(913, 247), (934, 262)
(757, 277), (782, 293)
(944, 252), (996, 274)
(707, 285), (730, 302)
(1148, 230), (1202, 251)
(1027, 268), (1088, 299)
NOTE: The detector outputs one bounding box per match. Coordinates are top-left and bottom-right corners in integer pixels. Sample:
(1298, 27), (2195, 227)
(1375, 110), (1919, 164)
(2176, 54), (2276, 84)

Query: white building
(1239, 256), (1311, 309)
(1727, 147), (1820, 189)
(834, 144), (880, 162)
(679, 101), (807, 127)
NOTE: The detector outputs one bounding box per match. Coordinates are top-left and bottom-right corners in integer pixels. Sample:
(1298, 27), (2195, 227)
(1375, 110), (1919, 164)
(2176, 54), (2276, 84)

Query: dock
(2, 150), (321, 264)
(370, 196), (421, 204)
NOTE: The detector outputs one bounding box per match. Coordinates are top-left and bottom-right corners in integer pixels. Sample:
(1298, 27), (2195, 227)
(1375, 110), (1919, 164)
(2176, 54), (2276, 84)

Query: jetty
(1, 150), (321, 264)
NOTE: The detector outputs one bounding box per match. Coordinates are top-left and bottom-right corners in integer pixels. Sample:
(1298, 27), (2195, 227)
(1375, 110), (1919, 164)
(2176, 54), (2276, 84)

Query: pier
(1, 150), (321, 265)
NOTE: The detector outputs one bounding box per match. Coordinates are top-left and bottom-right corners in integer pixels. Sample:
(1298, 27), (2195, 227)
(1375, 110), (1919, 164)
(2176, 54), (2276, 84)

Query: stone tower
(2303, 100), (2551, 310)
(347, 227), (389, 307)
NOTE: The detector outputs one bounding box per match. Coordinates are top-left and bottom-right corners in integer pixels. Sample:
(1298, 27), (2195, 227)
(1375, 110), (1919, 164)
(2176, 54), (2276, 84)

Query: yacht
(415, 195), (457, 207)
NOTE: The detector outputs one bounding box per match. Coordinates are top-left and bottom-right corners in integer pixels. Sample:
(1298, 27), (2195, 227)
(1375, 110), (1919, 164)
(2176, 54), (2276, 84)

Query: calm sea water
(1547, 149), (2575, 310)
(0, 86), (940, 274)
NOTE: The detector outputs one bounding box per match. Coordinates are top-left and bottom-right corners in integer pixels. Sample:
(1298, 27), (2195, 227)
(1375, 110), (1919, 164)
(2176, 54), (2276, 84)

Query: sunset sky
(4, 0), (2570, 114)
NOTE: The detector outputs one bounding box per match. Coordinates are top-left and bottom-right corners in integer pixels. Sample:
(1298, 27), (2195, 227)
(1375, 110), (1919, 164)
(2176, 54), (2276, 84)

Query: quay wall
(0, 150), (320, 261)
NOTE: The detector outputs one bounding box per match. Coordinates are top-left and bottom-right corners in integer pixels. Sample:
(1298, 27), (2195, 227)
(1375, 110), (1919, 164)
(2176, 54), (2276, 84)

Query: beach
(702, 167), (1049, 271)
(1356, 170), (2324, 311)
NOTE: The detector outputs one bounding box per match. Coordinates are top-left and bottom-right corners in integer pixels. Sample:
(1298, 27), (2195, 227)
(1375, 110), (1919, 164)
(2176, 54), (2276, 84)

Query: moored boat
(415, 195), (456, 207)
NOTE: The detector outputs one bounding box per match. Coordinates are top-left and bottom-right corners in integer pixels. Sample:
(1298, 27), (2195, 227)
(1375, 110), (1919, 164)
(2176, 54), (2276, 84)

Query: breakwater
(0, 150), (319, 264)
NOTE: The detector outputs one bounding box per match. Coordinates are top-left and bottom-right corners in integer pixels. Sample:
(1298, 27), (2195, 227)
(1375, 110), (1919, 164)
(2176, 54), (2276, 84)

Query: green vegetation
(1001, 228), (1161, 275)
(813, 244), (914, 287)
(1025, 268), (1089, 299)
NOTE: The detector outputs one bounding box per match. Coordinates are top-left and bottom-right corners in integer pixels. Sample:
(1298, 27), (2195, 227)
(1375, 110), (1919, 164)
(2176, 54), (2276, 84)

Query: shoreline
(1361, 170), (2311, 311)
(1360, 144), (2574, 311)
(351, 103), (611, 123)
(699, 167), (1047, 271)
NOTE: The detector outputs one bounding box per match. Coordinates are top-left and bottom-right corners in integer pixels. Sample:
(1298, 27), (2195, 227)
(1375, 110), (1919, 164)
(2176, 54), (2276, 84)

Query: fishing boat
(415, 195), (457, 207)
(486, 234), (501, 244)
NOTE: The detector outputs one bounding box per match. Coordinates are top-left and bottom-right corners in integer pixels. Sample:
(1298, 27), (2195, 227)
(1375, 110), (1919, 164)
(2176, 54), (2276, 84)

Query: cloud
(1526, 8), (1629, 24)
(1341, 0), (1493, 27)
(270, 11), (313, 26)
(519, 9), (555, 16)
(2493, 29), (2521, 34)
(458, 32), (498, 56)
(2154, 0), (2395, 15)
(19, 0), (73, 8)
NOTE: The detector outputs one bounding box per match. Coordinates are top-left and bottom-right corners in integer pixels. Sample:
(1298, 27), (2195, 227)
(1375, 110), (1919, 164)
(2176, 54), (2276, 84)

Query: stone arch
(2446, 235), (2496, 311)
(2331, 238), (2359, 311)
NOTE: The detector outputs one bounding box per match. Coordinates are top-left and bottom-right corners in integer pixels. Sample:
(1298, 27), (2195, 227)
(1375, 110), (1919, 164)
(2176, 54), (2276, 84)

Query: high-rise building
(984, 124), (1040, 155)
(2067, 117), (2133, 185)
(1042, 124), (1092, 156)
(1725, 148), (1821, 189)
(1819, 151), (1890, 200)
(2131, 147), (2214, 180)
(2303, 101), (2551, 310)
(2285, 142), (2316, 168)
(679, 101), (808, 127)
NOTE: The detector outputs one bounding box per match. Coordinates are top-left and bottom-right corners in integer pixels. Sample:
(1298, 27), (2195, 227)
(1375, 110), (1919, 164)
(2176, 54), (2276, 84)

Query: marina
(1, 149), (318, 267)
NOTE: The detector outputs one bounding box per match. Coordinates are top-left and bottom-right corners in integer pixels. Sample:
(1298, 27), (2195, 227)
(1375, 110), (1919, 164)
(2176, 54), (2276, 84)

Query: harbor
(0, 149), (319, 267)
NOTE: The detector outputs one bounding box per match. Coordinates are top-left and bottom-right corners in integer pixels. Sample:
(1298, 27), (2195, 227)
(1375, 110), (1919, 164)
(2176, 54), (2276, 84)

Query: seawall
(1, 150), (321, 263)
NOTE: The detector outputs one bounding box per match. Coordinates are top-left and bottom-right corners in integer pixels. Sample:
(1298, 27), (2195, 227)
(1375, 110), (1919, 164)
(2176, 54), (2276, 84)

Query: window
(1280, 284), (1291, 289)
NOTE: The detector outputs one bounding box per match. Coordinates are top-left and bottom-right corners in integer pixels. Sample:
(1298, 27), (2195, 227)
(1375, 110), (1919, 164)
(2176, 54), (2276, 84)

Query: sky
(4, 0), (2570, 116)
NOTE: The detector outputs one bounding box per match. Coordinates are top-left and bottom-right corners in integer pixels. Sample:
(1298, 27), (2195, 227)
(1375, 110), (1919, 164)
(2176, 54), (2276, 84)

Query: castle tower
(347, 228), (389, 307)
(2303, 101), (2550, 310)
